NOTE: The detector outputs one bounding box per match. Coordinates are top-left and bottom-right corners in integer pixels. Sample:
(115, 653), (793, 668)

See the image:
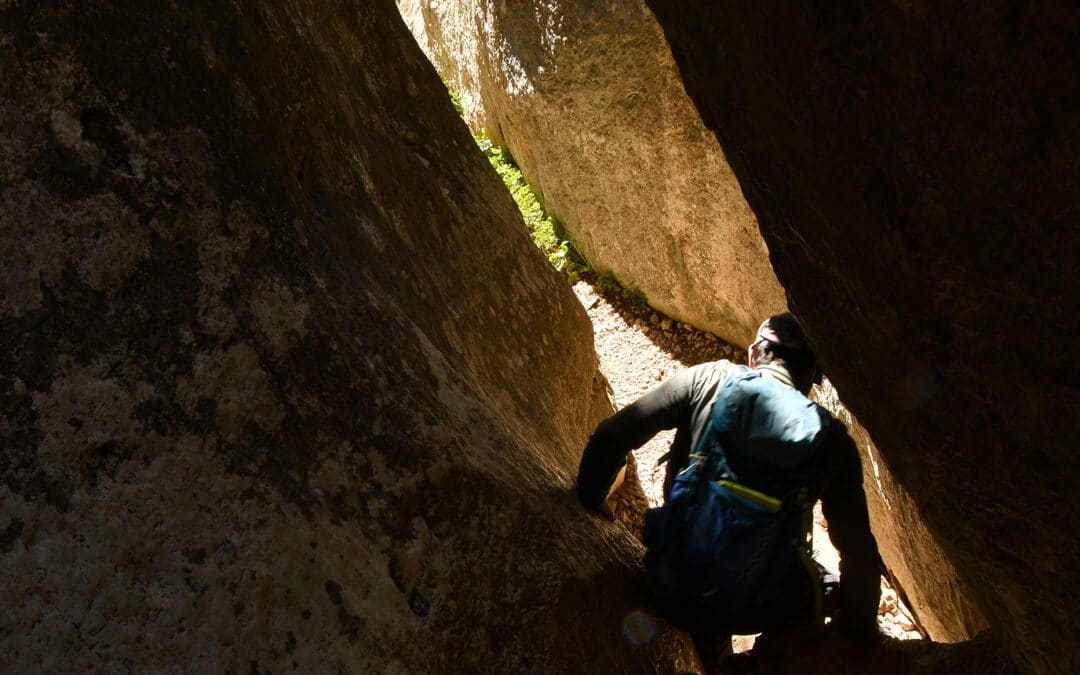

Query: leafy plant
(463, 122), (646, 307)
(477, 133), (588, 279)
(595, 270), (620, 296)
(594, 270), (648, 308)
(444, 80), (464, 116)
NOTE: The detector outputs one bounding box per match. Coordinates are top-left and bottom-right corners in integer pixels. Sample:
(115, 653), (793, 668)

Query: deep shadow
(733, 624), (1016, 675)
(548, 555), (703, 674)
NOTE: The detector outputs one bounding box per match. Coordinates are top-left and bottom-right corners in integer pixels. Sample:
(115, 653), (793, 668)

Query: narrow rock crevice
(3, 1), (1074, 673)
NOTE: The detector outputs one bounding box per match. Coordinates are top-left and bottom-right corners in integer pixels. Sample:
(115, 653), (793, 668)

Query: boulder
(401, 0), (998, 649)
(0, 1), (697, 671)
(815, 382), (988, 642)
(398, 0), (787, 346)
(645, 2), (1080, 673)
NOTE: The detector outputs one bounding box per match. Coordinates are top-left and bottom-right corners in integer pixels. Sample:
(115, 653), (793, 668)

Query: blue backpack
(642, 368), (830, 629)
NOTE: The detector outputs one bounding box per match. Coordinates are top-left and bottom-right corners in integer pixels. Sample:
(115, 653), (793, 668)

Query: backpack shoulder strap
(682, 368), (761, 483)
(654, 364), (753, 468)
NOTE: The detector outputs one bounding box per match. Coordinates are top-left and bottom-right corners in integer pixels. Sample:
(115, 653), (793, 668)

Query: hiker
(576, 313), (882, 666)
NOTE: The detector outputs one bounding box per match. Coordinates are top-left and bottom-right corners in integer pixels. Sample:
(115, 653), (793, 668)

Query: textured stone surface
(815, 382), (988, 643)
(646, 2), (1080, 673)
(400, 0), (995, 649)
(0, 1), (700, 671)
(398, 0), (787, 346)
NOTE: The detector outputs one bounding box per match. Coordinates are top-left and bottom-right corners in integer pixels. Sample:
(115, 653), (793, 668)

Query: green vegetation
(478, 134), (648, 306)
(447, 87), (464, 116)
(444, 80), (648, 307)
(595, 270), (619, 295)
(596, 271), (648, 309)
(477, 134), (588, 281)
(622, 283), (649, 310)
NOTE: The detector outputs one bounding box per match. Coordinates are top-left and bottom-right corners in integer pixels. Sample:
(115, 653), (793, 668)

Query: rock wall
(0, 1), (700, 671)
(645, 2), (1080, 674)
(398, 0), (786, 346)
(401, 0), (992, 649)
(815, 382), (988, 642)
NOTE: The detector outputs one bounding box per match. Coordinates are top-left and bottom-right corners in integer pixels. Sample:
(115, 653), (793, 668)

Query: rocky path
(571, 280), (922, 644)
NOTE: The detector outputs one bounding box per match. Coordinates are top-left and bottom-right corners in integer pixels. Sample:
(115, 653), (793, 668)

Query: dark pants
(648, 561), (840, 673)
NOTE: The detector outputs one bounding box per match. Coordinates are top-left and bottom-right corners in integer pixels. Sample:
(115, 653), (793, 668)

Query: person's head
(748, 313), (820, 394)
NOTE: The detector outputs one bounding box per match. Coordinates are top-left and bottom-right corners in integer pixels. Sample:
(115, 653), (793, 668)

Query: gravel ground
(572, 280), (922, 644)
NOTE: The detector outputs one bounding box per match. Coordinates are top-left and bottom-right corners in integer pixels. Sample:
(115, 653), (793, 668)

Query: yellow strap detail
(715, 480), (783, 512)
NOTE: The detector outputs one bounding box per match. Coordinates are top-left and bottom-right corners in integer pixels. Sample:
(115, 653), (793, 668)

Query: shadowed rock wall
(400, 0), (992, 648)
(0, 1), (700, 671)
(398, 0), (787, 346)
(645, 2), (1080, 673)
(815, 382), (988, 643)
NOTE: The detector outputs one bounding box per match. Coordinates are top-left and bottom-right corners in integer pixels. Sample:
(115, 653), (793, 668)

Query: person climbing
(576, 312), (882, 669)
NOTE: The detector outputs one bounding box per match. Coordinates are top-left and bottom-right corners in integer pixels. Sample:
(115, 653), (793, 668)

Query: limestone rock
(398, 0), (787, 346)
(646, 2), (1080, 673)
(0, 1), (695, 671)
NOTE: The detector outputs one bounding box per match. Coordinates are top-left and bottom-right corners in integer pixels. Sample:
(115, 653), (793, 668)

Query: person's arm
(575, 369), (695, 510)
(820, 423), (883, 641)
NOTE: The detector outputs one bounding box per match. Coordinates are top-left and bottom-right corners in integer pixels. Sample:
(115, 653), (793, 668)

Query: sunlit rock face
(398, 0), (786, 346)
(0, 1), (700, 671)
(645, 2), (1080, 673)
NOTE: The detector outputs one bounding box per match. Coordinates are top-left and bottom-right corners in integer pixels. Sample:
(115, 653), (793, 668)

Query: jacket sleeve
(820, 422), (882, 639)
(575, 368), (695, 509)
